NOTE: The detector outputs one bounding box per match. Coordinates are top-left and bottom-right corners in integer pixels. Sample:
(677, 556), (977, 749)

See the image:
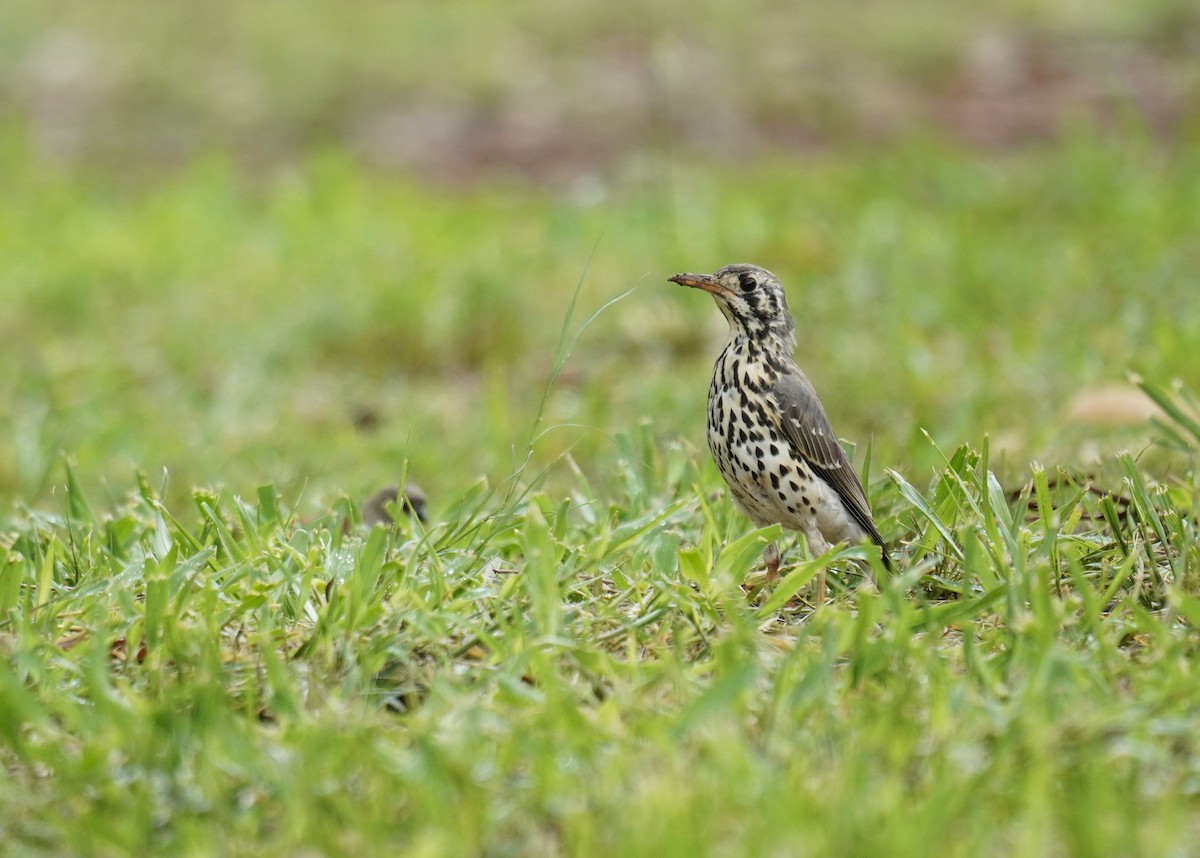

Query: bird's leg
(804, 532), (827, 606)
(764, 541), (781, 583)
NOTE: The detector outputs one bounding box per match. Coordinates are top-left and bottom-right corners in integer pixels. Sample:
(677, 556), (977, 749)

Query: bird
(669, 263), (892, 595)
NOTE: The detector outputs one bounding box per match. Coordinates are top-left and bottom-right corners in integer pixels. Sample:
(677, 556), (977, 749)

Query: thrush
(670, 263), (892, 591)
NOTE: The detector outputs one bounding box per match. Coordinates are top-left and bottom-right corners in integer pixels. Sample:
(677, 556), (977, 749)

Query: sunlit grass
(3, 117), (1200, 854)
(2, 377), (1199, 854)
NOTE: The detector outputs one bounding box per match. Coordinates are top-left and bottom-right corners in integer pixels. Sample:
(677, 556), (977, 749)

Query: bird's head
(669, 263), (796, 348)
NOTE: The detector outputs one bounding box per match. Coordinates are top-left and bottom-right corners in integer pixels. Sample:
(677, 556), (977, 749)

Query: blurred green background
(2, 0), (1199, 515)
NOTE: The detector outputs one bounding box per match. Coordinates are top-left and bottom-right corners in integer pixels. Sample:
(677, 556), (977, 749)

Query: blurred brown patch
(940, 33), (1187, 147)
(1065, 385), (1161, 427)
(15, 25), (1197, 182)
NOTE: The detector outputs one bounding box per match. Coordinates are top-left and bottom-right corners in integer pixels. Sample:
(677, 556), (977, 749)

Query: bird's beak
(669, 272), (733, 297)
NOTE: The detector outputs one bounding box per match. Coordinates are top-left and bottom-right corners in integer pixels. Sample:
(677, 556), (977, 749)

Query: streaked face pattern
(669, 264), (796, 346)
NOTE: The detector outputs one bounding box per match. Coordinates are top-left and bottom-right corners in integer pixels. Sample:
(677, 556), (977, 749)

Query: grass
(2, 380), (1199, 855)
(3, 74), (1200, 857)
(3, 130), (1199, 511)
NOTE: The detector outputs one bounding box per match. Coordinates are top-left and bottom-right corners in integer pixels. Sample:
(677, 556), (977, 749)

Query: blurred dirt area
(11, 24), (1200, 185)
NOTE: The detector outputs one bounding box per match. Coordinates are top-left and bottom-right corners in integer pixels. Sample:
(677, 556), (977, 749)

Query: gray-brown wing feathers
(771, 371), (888, 556)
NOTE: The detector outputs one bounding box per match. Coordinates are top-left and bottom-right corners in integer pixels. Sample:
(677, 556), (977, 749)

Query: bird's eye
(738, 273), (757, 292)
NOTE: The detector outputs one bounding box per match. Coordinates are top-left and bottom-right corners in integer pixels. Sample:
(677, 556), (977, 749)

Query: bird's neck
(723, 326), (797, 363)
(716, 330), (796, 392)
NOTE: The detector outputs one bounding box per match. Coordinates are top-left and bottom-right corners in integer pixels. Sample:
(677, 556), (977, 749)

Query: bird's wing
(771, 370), (889, 557)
